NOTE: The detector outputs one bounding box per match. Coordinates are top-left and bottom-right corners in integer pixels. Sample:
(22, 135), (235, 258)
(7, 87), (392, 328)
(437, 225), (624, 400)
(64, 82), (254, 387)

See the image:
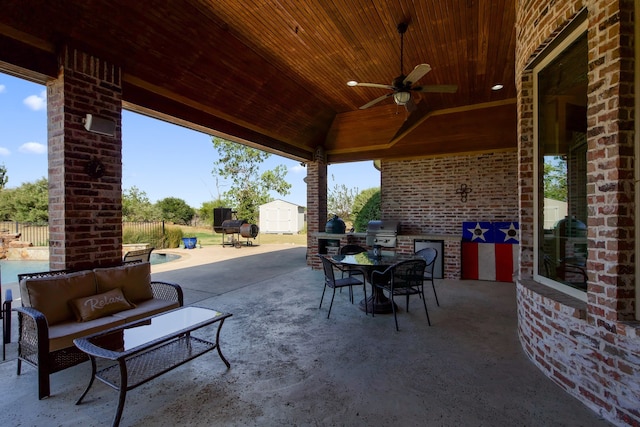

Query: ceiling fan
(347, 22), (457, 112)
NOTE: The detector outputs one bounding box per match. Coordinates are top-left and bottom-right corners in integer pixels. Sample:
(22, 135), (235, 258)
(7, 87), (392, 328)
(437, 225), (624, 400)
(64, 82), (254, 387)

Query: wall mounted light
(83, 114), (116, 137)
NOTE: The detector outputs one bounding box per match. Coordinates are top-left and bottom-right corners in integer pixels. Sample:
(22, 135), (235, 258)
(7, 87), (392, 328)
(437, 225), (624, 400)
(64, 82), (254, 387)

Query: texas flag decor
(462, 221), (519, 282)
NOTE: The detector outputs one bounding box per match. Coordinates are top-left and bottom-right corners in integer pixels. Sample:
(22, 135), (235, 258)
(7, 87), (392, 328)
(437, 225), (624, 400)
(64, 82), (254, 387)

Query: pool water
(0, 252), (180, 284)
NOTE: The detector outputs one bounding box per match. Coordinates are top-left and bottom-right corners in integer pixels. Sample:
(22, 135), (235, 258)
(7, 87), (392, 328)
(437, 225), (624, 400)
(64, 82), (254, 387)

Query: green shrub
(164, 226), (183, 248)
(122, 223), (167, 248)
(353, 190), (381, 232)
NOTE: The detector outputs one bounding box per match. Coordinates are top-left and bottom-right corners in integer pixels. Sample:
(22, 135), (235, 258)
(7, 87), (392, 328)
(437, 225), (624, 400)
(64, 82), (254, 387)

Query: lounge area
(0, 246), (610, 426)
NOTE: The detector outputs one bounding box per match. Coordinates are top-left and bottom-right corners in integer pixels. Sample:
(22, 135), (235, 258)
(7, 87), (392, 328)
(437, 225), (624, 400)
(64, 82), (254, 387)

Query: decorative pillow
(21, 270), (96, 325)
(69, 288), (134, 322)
(94, 262), (153, 303)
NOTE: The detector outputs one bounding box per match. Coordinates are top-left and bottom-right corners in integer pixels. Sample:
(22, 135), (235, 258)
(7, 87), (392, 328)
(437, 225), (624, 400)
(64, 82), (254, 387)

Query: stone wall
(516, 1), (639, 425)
(0, 233), (25, 259)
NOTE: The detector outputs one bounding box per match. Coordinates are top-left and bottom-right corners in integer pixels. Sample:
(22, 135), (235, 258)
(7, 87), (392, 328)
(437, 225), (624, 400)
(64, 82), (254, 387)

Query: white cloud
(19, 142), (47, 154)
(0, 84), (6, 93)
(290, 164), (306, 173)
(0, 147), (10, 156)
(23, 90), (47, 111)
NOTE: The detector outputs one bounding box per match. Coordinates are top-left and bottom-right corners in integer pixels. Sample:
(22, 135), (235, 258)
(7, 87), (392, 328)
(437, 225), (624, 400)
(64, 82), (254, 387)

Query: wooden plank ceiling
(0, 0), (516, 163)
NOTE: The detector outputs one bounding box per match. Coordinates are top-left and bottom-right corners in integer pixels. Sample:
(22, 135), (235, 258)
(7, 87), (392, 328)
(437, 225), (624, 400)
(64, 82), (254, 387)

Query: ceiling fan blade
(413, 84), (458, 93)
(403, 64), (432, 85)
(351, 82), (395, 90)
(360, 93), (394, 109)
(404, 96), (417, 113)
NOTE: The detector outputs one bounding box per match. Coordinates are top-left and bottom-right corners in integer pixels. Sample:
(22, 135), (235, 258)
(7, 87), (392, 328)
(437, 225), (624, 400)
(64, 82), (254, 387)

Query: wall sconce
(393, 91), (411, 106)
(83, 114), (116, 137)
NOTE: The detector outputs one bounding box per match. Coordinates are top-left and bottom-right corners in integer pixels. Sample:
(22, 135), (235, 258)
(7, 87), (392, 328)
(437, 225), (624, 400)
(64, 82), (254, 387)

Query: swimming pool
(0, 252), (180, 284)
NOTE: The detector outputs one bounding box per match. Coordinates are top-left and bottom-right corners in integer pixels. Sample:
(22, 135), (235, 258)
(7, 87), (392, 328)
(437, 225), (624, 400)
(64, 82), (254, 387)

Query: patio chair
(123, 247), (154, 264)
(414, 247), (440, 306)
(370, 258), (430, 331)
(318, 255), (367, 318)
(337, 244), (367, 300)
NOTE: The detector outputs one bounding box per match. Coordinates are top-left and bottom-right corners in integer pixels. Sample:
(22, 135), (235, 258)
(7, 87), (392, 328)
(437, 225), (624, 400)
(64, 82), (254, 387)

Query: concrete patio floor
(0, 244), (611, 426)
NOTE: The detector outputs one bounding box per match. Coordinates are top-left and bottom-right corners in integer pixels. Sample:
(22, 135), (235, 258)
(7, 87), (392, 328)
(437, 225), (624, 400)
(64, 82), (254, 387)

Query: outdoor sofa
(15, 261), (183, 399)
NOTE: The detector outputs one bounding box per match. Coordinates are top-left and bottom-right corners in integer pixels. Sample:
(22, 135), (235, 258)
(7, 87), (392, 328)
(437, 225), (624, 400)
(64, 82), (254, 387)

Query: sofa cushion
(20, 270), (97, 326)
(111, 298), (180, 323)
(94, 262), (153, 303)
(48, 315), (127, 352)
(69, 288), (135, 322)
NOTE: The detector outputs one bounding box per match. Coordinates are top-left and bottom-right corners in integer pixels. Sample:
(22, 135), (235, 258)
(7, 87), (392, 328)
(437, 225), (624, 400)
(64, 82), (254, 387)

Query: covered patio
(0, 245), (609, 426)
(1, 1), (638, 425)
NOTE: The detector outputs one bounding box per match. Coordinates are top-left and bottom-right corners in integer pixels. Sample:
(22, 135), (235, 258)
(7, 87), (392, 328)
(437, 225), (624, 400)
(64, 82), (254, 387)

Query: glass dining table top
(331, 251), (404, 267)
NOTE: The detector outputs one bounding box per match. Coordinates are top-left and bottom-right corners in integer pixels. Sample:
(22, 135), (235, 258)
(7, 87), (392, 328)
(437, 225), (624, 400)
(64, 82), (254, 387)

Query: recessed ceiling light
(347, 81), (358, 87)
(491, 84), (504, 91)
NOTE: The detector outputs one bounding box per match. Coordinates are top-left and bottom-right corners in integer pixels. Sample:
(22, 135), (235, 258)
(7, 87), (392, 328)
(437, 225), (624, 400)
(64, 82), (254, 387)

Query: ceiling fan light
(393, 91), (411, 105)
(491, 83), (504, 91)
(347, 80), (358, 87)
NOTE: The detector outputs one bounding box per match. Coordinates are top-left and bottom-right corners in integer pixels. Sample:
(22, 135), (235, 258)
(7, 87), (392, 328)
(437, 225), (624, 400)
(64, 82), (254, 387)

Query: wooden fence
(0, 221), (167, 248)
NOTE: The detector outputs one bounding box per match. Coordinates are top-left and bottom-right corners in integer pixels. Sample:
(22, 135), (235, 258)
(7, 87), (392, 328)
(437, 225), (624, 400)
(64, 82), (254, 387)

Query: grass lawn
(178, 226), (307, 247)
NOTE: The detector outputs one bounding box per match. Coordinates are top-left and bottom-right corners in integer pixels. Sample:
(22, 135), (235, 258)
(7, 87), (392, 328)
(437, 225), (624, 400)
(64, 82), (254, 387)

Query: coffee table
(73, 306), (232, 427)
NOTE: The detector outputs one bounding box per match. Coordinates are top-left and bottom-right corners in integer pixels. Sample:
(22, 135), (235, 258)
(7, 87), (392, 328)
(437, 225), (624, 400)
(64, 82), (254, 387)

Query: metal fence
(1, 221), (167, 248)
(122, 221), (166, 249)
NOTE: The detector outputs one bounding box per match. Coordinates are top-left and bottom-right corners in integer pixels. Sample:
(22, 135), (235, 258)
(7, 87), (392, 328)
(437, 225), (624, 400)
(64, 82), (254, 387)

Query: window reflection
(537, 33), (588, 291)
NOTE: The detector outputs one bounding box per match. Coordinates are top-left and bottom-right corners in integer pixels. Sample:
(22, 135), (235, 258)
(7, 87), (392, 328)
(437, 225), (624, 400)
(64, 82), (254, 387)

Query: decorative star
(468, 222), (489, 241)
(499, 223), (519, 242)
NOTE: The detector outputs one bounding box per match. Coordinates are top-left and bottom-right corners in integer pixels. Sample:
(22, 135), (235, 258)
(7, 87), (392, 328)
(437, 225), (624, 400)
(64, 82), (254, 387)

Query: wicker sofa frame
(14, 269), (183, 399)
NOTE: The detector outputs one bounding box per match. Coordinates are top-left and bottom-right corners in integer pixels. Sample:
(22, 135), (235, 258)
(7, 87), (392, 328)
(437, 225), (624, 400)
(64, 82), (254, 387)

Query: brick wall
(380, 152), (519, 234)
(48, 46), (123, 270)
(306, 148), (328, 268)
(516, 1), (639, 425)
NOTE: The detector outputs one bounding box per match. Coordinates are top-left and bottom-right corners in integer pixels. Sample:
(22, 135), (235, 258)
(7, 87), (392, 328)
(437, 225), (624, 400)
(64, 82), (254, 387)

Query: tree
(0, 164), (8, 189)
(327, 182), (358, 222)
(353, 189), (381, 232)
(122, 186), (160, 221)
(156, 197), (195, 225)
(0, 177), (49, 222)
(352, 187), (380, 219)
(198, 198), (229, 225)
(211, 137), (291, 223)
(544, 157), (567, 201)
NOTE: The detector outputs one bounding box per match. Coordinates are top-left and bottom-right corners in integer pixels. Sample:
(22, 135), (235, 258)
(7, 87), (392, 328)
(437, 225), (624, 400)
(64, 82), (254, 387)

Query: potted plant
(182, 236), (197, 249)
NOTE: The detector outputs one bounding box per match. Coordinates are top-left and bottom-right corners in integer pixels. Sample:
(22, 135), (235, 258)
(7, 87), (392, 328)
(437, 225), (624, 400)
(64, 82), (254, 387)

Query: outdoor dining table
(331, 251), (407, 314)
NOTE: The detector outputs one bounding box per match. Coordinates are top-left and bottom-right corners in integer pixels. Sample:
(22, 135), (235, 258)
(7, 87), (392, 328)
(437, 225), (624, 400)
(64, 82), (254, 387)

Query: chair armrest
(150, 281), (184, 307)
(14, 306), (50, 356)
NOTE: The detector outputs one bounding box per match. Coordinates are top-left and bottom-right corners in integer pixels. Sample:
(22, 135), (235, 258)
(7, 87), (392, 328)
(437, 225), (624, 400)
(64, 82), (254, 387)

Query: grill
(365, 220), (400, 248)
(212, 209), (259, 247)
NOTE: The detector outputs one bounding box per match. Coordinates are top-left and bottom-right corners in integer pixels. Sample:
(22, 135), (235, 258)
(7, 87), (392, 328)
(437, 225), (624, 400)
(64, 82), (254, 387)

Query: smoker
(213, 208), (259, 247)
(365, 220), (400, 248)
(215, 216), (260, 247)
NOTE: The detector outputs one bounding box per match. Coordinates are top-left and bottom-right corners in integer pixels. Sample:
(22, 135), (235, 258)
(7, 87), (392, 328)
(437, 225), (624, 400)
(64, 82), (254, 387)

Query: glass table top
(86, 306), (227, 353)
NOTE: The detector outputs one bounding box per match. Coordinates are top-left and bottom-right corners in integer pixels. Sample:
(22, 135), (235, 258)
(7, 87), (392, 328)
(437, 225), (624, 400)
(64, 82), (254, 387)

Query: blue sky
(0, 73), (380, 209)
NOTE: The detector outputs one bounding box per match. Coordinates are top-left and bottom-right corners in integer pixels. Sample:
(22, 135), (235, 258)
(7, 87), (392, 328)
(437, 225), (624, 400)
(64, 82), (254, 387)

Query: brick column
(48, 46), (123, 270)
(306, 146), (327, 268)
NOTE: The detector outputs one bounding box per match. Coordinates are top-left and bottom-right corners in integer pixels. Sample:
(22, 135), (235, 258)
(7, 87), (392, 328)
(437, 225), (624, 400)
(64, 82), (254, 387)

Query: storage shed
(259, 200), (305, 234)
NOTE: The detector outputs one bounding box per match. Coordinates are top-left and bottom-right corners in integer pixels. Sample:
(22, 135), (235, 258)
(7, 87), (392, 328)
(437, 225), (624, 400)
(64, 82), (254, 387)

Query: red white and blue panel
(462, 222), (519, 282)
